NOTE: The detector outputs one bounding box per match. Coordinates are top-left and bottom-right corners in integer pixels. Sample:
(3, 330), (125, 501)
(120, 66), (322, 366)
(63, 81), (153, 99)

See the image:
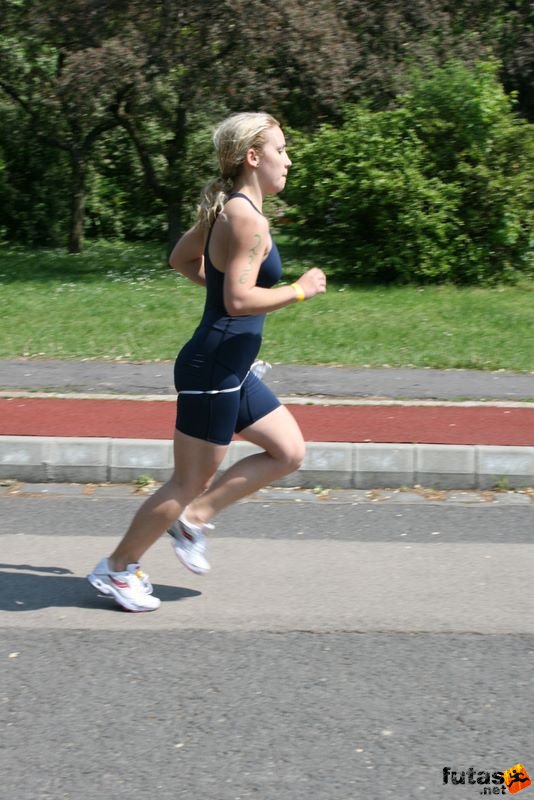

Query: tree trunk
(68, 155), (87, 254)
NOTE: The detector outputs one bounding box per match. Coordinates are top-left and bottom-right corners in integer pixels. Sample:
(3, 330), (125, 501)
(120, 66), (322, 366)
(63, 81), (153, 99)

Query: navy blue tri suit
(174, 193), (282, 445)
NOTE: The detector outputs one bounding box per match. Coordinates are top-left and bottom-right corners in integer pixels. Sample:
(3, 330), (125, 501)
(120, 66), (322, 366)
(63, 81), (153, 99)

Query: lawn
(0, 240), (533, 371)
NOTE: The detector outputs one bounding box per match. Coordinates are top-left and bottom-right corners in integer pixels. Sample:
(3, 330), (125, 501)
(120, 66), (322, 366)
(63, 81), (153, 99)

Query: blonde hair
(195, 112), (279, 231)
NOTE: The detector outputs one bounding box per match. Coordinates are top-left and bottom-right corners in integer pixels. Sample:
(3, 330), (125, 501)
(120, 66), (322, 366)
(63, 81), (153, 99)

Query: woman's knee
(274, 438), (306, 474)
(167, 471), (214, 504)
(240, 407), (306, 475)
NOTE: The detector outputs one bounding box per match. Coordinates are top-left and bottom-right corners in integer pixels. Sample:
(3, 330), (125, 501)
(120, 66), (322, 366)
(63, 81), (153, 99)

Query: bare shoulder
(210, 195), (270, 270)
(220, 195), (269, 239)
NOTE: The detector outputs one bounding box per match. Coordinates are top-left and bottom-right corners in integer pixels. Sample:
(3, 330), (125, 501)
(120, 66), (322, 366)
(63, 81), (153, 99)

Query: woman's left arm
(168, 225), (206, 286)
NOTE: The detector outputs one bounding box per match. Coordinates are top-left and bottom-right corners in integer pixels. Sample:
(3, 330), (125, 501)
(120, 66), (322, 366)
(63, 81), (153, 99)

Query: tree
(0, 0), (353, 250)
(446, 0), (534, 120)
(0, 0), (140, 251)
(107, 0), (354, 250)
(336, 0), (534, 120)
(1, 0), (530, 251)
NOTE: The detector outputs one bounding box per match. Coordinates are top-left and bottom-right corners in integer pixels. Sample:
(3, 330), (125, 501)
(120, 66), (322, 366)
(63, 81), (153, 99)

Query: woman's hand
(169, 225), (206, 286)
(296, 267), (327, 299)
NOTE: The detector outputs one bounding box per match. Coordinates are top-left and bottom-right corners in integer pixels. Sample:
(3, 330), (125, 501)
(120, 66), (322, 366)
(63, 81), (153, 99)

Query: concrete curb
(1, 436), (533, 489)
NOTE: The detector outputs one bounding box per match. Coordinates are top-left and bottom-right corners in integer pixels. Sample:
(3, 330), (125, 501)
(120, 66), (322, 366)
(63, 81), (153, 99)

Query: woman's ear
(244, 147), (260, 168)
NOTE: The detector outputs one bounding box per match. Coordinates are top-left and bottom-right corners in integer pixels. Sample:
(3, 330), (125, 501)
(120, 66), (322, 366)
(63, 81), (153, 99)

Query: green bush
(285, 60), (533, 284)
(403, 59), (534, 283)
(285, 106), (458, 283)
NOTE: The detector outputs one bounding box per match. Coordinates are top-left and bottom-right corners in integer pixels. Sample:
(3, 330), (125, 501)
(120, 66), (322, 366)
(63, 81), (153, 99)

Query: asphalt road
(2, 358), (534, 401)
(1, 487), (533, 800)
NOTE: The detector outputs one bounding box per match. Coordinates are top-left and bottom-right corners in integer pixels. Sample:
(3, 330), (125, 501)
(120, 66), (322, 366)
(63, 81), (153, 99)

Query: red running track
(1, 397), (533, 446)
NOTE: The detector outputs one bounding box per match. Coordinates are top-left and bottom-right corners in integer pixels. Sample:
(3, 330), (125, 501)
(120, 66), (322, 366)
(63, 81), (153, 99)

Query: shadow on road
(0, 565), (201, 611)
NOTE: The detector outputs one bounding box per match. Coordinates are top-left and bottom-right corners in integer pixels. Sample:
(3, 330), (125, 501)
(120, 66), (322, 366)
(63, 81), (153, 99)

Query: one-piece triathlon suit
(174, 193), (282, 445)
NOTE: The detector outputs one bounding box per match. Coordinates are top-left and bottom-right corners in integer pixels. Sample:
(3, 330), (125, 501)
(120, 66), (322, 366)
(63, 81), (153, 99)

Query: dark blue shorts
(175, 371), (281, 446)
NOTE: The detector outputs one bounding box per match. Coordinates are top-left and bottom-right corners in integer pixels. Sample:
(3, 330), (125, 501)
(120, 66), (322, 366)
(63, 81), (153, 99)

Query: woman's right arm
(223, 211), (326, 316)
(168, 225), (206, 286)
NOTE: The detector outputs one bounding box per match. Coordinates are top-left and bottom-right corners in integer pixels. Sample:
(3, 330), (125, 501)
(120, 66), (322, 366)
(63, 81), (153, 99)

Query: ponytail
(195, 175), (234, 232)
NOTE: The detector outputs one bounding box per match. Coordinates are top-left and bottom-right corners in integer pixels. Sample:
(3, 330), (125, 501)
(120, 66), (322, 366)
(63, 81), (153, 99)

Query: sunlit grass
(0, 241), (532, 371)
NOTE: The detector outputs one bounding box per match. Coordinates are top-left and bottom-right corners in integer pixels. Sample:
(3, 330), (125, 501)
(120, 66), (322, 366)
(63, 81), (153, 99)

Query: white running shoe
(130, 563), (153, 595)
(168, 515), (212, 575)
(87, 559), (160, 612)
(90, 558), (153, 594)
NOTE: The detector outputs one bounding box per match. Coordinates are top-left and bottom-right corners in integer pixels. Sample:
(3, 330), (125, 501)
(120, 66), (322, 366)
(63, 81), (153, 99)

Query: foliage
(337, 0), (534, 120)
(86, 126), (167, 241)
(83, 108), (222, 242)
(0, 0), (532, 260)
(284, 60), (533, 284)
(0, 0), (142, 251)
(98, 0), (353, 248)
(443, 0), (534, 120)
(0, 101), (70, 245)
(285, 106), (457, 283)
(403, 59), (534, 283)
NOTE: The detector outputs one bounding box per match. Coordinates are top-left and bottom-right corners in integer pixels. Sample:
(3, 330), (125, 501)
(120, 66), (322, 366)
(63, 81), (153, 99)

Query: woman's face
(255, 125), (292, 195)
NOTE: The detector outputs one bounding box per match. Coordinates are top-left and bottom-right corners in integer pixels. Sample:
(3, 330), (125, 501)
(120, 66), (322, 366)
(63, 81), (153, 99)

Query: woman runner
(88, 112), (327, 611)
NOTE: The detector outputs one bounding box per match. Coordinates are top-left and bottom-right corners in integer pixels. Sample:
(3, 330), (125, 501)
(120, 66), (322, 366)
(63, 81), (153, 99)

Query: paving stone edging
(1, 436), (533, 489)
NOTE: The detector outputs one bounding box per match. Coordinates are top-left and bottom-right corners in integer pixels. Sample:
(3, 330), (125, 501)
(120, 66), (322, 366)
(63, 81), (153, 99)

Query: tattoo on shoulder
(238, 234), (262, 285)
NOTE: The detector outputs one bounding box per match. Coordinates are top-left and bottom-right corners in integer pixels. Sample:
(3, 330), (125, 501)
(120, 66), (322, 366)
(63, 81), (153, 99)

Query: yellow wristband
(291, 282), (305, 302)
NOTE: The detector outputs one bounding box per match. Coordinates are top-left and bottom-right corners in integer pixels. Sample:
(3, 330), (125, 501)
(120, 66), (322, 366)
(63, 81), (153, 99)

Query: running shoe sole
(87, 573), (160, 612)
(170, 538), (210, 575)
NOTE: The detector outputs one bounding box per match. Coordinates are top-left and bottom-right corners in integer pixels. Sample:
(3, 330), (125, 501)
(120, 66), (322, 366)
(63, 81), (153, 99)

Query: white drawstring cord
(178, 361), (271, 396)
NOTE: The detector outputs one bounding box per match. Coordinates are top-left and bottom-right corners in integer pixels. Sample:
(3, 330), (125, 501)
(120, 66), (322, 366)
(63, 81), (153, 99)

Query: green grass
(0, 240), (533, 371)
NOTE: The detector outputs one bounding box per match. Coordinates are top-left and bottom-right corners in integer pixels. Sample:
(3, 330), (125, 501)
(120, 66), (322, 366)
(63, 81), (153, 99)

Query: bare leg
(184, 405), (305, 525)
(109, 429), (227, 570)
